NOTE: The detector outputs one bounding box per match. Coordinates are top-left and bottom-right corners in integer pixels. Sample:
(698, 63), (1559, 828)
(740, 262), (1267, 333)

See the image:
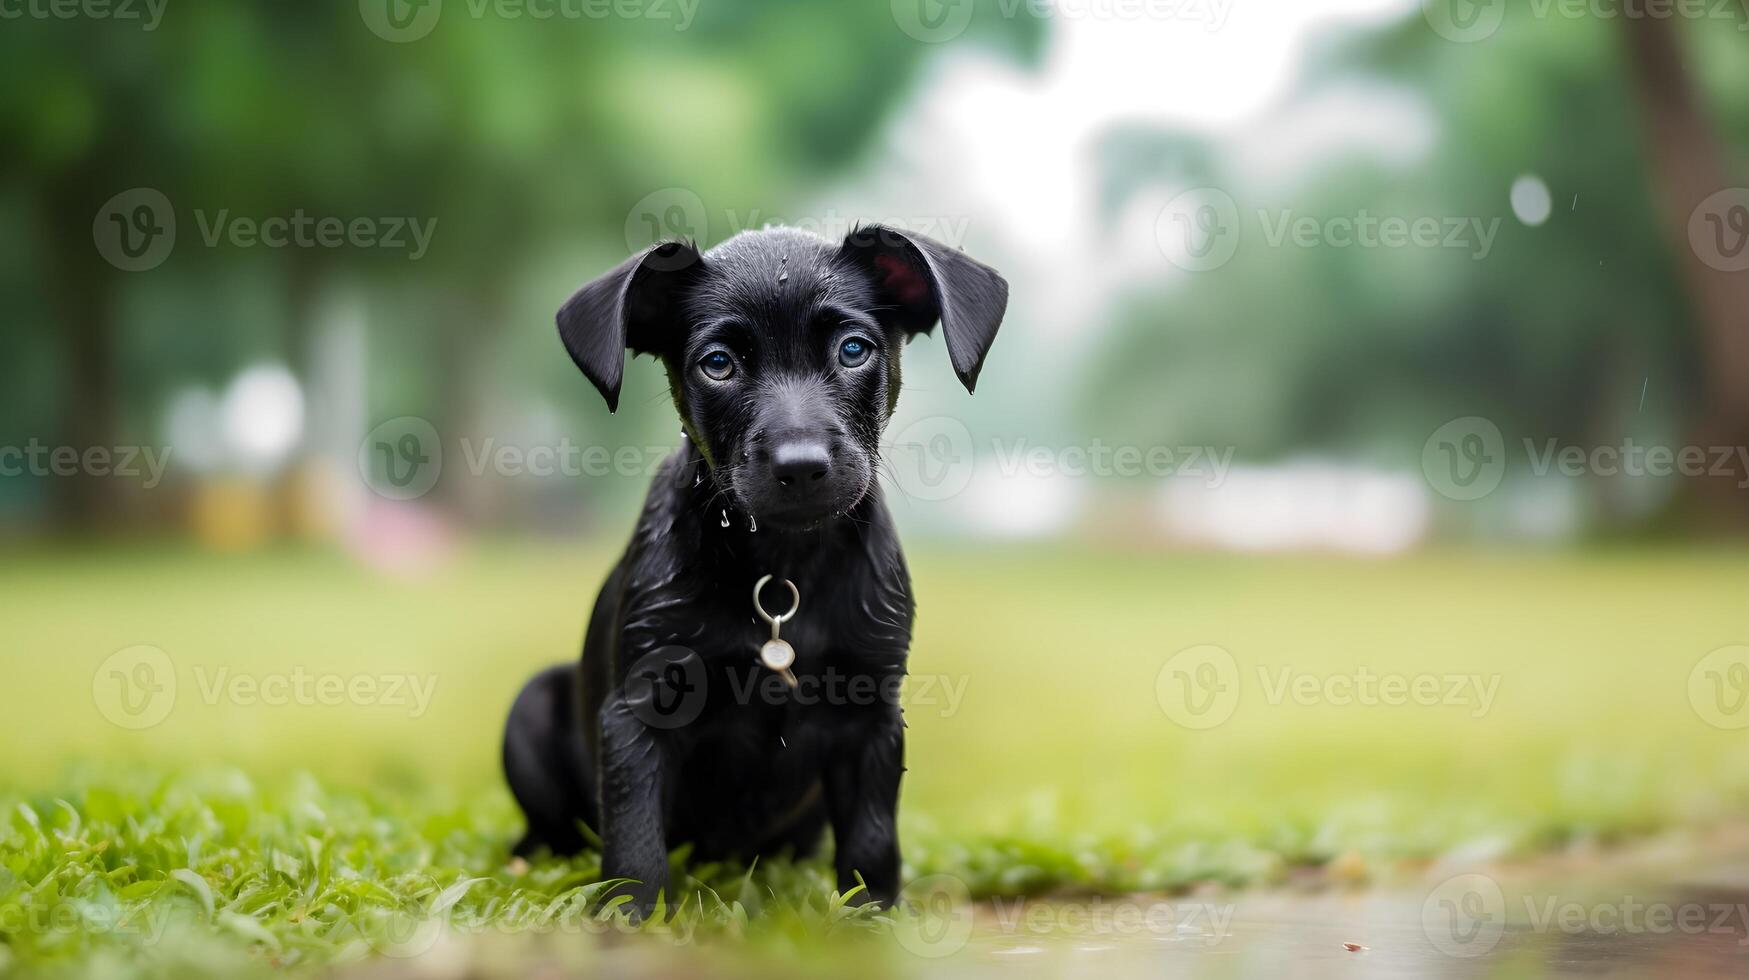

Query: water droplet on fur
(693, 471), (702, 487)
(720, 510), (730, 528)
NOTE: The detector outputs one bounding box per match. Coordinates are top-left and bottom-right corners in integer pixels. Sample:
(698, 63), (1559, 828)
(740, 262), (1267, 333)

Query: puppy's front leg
(598, 697), (670, 915)
(824, 703), (903, 906)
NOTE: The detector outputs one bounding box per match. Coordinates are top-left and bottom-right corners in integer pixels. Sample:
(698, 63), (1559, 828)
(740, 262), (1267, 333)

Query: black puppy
(501, 224), (1006, 912)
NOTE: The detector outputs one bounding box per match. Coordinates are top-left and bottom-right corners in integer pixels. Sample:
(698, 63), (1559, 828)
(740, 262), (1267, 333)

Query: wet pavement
(354, 847), (1749, 979)
(904, 856), (1749, 979)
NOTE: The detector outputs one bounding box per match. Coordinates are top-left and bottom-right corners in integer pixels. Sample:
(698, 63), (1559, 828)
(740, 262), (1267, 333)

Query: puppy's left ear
(556, 241), (703, 412)
(839, 224), (1008, 394)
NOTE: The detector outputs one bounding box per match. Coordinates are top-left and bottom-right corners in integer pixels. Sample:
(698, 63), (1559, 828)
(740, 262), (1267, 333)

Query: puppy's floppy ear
(839, 224), (1008, 393)
(556, 241), (703, 412)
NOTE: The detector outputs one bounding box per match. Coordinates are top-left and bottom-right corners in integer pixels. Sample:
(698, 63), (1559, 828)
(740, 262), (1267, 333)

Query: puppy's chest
(690, 580), (910, 674)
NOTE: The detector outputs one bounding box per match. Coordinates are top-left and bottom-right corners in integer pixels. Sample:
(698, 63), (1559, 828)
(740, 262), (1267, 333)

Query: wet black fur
(502, 225), (1007, 913)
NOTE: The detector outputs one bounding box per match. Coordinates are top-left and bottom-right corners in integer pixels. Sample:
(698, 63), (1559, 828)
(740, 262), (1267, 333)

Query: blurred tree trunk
(434, 285), (507, 526)
(1619, 16), (1749, 521)
(46, 173), (121, 533)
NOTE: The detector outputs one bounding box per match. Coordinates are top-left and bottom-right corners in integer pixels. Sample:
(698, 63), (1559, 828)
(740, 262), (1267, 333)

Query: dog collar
(753, 574), (800, 689)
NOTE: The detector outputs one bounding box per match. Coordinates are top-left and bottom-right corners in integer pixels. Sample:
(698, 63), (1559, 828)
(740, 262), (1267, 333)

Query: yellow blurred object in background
(190, 478), (275, 551)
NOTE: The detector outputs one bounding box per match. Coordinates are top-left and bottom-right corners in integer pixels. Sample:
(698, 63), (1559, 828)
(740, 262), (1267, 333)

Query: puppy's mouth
(724, 467), (873, 533)
(748, 502), (845, 532)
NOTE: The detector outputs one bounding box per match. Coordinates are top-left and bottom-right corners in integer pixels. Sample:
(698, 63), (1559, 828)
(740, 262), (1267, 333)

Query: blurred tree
(0, 0), (1039, 531)
(1618, 12), (1749, 518)
(1084, 11), (1745, 534)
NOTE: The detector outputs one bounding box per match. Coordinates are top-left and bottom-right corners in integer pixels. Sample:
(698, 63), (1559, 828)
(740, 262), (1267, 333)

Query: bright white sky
(836, 0), (1428, 336)
(829, 0), (1442, 539)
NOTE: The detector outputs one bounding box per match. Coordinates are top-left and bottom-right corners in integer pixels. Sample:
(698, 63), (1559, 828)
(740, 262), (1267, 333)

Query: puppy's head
(557, 225), (1007, 530)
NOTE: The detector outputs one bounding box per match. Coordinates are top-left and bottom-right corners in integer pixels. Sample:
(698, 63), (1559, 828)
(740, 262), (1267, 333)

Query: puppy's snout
(769, 437), (832, 489)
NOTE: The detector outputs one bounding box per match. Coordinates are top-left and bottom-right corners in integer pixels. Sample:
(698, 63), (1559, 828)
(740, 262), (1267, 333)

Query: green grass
(3, 542), (1749, 977)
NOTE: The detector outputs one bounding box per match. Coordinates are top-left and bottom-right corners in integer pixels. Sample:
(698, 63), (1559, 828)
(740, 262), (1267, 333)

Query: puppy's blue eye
(699, 350), (735, 381)
(838, 337), (873, 368)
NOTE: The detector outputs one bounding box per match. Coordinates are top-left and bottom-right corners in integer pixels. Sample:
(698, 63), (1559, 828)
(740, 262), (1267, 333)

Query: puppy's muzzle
(768, 435), (832, 490)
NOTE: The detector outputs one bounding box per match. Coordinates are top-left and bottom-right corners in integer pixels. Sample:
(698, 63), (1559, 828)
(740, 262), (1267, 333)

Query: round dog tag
(760, 638), (795, 671)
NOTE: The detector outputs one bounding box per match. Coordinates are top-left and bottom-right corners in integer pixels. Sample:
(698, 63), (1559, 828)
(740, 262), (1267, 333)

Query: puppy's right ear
(556, 241), (703, 412)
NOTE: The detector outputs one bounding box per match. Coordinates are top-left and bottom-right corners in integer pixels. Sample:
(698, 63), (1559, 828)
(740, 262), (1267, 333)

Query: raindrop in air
(1511, 175), (1552, 227)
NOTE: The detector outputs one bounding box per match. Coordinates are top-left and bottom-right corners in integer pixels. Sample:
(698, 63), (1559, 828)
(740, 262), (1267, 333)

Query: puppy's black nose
(770, 439), (831, 489)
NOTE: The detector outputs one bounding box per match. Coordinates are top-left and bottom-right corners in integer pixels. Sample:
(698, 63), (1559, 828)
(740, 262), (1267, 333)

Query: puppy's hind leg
(502, 663), (598, 857)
